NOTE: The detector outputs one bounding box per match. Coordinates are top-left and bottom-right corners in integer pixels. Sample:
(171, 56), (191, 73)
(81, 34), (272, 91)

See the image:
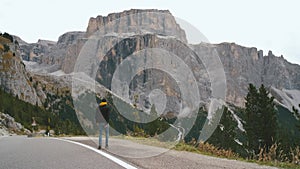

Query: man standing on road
(95, 98), (110, 150)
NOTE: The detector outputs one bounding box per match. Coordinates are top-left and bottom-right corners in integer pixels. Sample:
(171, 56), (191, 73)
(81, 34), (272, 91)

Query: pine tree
(257, 84), (278, 151)
(244, 84), (278, 154)
(244, 84), (260, 154)
(207, 107), (238, 150)
(292, 104), (300, 131)
(184, 107), (207, 143)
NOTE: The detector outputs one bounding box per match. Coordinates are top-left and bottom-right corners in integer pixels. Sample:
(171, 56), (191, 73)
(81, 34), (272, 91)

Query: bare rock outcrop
(0, 112), (30, 136)
(86, 9), (187, 42)
(0, 36), (41, 105)
(193, 42), (300, 107)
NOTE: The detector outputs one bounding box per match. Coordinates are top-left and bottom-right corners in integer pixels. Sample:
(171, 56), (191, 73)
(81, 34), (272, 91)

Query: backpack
(95, 109), (103, 123)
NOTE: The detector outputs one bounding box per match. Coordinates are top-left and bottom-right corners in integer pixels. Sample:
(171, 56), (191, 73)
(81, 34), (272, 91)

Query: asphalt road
(0, 136), (279, 169)
(0, 136), (132, 169)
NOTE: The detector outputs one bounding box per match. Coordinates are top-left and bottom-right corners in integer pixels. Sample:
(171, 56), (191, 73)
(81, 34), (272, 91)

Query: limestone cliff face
(94, 34), (210, 113)
(193, 43), (264, 106)
(19, 9), (187, 74)
(41, 31), (85, 70)
(262, 51), (300, 90)
(193, 43), (300, 107)
(62, 9), (187, 74)
(61, 38), (86, 74)
(0, 36), (41, 105)
(86, 9), (187, 43)
(19, 32), (84, 72)
(19, 39), (56, 63)
(94, 36), (300, 108)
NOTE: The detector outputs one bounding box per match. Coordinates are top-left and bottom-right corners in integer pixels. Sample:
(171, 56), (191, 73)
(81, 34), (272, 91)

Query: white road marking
(52, 138), (138, 169)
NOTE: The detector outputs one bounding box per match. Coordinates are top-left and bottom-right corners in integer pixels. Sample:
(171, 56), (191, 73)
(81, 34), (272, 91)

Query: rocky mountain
(93, 34), (211, 115)
(193, 43), (300, 108)
(5, 9), (300, 113)
(19, 39), (55, 62)
(0, 34), (72, 107)
(18, 31), (84, 73)
(0, 35), (41, 105)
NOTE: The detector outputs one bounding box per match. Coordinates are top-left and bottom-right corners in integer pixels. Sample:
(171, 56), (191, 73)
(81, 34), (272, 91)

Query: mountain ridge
(1, 9), (300, 111)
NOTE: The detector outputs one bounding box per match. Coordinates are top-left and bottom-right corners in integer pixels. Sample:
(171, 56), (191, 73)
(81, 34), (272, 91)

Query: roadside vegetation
(109, 84), (300, 169)
(0, 87), (85, 135)
(174, 84), (300, 169)
(174, 141), (300, 169)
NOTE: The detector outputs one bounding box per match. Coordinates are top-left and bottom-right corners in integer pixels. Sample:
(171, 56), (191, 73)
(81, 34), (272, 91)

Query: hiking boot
(98, 146), (101, 150)
(105, 145), (109, 149)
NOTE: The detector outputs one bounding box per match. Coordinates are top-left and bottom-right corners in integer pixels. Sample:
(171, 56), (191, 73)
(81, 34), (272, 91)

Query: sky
(0, 0), (299, 65)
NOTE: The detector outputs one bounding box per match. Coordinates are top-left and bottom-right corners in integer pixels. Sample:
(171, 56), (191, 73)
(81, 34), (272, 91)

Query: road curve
(68, 137), (279, 169)
(0, 136), (130, 169)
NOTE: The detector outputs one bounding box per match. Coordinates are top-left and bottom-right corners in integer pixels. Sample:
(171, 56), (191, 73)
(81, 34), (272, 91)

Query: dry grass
(252, 143), (300, 169)
(257, 143), (300, 165)
(197, 141), (239, 159)
(174, 138), (239, 159)
(291, 146), (300, 165)
(175, 141), (300, 169)
(258, 143), (286, 162)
